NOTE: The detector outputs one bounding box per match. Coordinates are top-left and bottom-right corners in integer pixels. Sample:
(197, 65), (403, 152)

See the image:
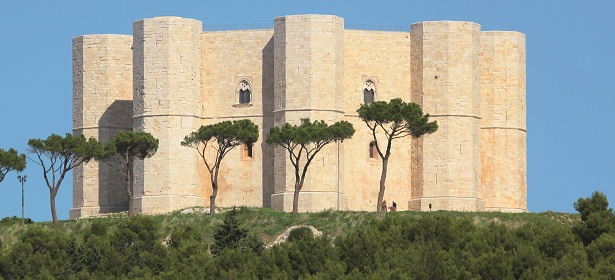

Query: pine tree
(211, 207), (263, 255)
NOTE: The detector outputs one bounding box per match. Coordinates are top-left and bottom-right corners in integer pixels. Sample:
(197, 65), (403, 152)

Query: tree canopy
(100, 131), (159, 216)
(0, 148), (26, 183)
(574, 191), (615, 245)
(28, 133), (103, 222)
(181, 119), (259, 214)
(212, 206), (263, 255)
(266, 119), (355, 213)
(357, 98), (438, 212)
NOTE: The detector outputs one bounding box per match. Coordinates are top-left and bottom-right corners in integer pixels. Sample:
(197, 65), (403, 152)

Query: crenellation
(71, 15), (527, 218)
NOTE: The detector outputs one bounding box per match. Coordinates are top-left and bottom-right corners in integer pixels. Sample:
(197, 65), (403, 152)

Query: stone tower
(480, 32), (527, 212)
(132, 17), (204, 214)
(271, 15), (347, 211)
(70, 35), (133, 219)
(410, 21), (484, 211)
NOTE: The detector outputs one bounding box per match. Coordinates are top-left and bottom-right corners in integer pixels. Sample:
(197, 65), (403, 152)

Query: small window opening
(363, 89), (374, 104)
(238, 80), (251, 104)
(369, 141), (377, 159)
(363, 79), (376, 104)
(242, 144), (253, 159)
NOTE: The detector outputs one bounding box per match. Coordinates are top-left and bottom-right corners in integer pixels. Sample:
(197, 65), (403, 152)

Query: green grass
(0, 208), (579, 248)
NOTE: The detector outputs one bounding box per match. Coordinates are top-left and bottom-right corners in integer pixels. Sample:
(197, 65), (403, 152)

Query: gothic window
(237, 79), (252, 104)
(363, 79), (376, 104)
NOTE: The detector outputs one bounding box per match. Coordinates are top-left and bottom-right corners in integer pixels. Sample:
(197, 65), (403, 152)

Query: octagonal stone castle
(70, 14), (527, 219)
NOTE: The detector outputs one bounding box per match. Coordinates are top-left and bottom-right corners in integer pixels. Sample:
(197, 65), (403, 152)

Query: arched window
(363, 79), (376, 104)
(237, 79), (252, 104)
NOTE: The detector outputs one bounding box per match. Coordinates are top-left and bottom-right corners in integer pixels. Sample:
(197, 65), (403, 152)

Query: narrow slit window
(369, 141), (377, 159)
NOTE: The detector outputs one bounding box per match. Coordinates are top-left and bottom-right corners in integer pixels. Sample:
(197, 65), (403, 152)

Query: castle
(70, 14), (526, 219)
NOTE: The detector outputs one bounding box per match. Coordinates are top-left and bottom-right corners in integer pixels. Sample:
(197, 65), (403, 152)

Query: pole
(337, 140), (340, 211)
(18, 175), (26, 225)
(21, 180), (24, 225)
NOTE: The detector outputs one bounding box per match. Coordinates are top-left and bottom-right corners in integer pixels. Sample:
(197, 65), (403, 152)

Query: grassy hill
(8, 207), (615, 279)
(0, 207), (579, 248)
(5, 206), (615, 279)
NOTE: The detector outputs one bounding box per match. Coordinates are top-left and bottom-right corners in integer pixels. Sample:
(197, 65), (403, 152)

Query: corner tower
(71, 35), (133, 219)
(271, 15), (346, 212)
(132, 17), (204, 214)
(480, 32), (527, 212)
(410, 21), (484, 211)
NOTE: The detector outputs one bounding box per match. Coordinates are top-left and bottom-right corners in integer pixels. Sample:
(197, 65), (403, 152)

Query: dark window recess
(239, 89), (251, 104)
(369, 141), (377, 159)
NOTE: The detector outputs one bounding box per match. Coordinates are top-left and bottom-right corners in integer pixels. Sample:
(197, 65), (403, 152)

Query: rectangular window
(242, 144), (253, 160)
(239, 90), (251, 104)
(369, 141), (377, 159)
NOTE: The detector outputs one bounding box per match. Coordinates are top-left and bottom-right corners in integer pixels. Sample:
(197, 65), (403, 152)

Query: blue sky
(1, 1), (614, 222)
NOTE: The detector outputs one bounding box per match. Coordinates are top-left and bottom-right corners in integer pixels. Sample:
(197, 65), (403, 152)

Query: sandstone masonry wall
(200, 29), (275, 208)
(410, 21), (484, 211)
(271, 15), (347, 212)
(71, 15), (527, 219)
(342, 30), (413, 211)
(132, 17), (203, 214)
(71, 35), (133, 219)
(480, 32), (527, 212)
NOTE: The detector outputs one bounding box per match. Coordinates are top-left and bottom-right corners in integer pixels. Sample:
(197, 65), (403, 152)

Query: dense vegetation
(0, 193), (614, 279)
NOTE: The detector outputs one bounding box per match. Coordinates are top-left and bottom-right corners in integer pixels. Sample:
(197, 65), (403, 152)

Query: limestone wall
(199, 29), (275, 208)
(71, 14), (527, 218)
(271, 15), (346, 212)
(480, 31), (527, 212)
(132, 17), (204, 214)
(410, 21), (484, 211)
(343, 30), (413, 211)
(70, 35), (133, 219)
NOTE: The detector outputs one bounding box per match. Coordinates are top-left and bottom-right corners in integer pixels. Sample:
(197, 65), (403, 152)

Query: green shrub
(212, 206), (264, 255)
(287, 227), (313, 242)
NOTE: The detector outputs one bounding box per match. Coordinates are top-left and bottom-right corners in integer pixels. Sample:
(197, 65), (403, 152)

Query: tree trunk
(50, 188), (58, 223)
(127, 159), (134, 217)
(210, 169), (218, 214)
(292, 181), (303, 213)
(377, 157), (389, 212)
(210, 183), (217, 215)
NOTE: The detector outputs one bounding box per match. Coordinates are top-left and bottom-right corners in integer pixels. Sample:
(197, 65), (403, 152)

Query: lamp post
(17, 175), (27, 225)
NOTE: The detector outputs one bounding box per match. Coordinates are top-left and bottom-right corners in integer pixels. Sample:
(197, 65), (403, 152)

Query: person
(382, 200), (388, 212)
(391, 201), (397, 212)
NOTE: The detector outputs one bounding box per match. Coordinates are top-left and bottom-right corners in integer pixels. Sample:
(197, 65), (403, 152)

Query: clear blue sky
(1, 1), (614, 222)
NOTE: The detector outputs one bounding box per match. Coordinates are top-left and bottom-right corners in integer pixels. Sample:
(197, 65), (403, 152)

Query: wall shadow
(97, 100), (133, 214)
(261, 36), (275, 207)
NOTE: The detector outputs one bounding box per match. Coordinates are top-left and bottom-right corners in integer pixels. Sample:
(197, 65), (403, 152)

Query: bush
(0, 216), (32, 226)
(574, 192), (615, 245)
(212, 206), (264, 255)
(287, 227), (313, 242)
